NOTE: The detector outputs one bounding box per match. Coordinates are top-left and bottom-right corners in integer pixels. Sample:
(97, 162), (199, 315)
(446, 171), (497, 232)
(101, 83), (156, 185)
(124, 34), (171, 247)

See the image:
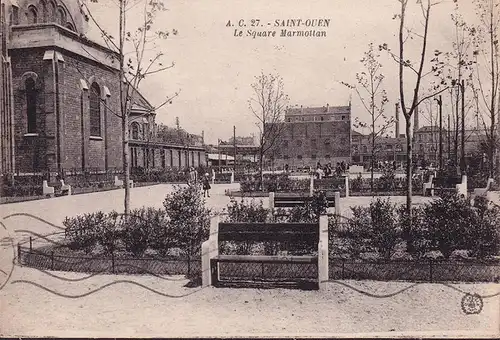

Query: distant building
(352, 125), (486, 168)
(265, 104), (352, 169)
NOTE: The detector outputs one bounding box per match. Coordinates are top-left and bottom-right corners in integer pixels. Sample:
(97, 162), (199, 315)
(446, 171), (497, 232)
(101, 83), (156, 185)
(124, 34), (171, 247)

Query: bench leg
(210, 259), (219, 287)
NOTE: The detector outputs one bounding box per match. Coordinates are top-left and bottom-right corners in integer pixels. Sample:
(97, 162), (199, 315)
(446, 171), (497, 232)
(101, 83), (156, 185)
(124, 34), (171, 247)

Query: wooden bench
(113, 176), (134, 188)
(423, 174), (435, 196)
(474, 178), (494, 198)
(427, 175), (463, 196)
(269, 191), (341, 215)
(311, 176), (349, 197)
(58, 179), (72, 196)
(201, 215), (328, 289)
(42, 180), (54, 197)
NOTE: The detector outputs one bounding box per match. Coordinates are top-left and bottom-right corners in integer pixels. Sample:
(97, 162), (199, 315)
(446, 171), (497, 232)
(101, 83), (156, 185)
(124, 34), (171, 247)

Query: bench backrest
(217, 222), (319, 243)
(433, 176), (461, 187)
(313, 178), (345, 190)
(273, 193), (337, 208)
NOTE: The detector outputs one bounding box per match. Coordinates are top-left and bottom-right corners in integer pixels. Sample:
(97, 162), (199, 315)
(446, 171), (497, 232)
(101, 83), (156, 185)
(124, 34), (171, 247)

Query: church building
(0, 0), (205, 178)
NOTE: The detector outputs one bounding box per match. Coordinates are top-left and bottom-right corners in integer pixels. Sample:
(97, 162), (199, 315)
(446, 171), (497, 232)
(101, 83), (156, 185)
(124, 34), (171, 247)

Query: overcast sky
(85, 0), (482, 144)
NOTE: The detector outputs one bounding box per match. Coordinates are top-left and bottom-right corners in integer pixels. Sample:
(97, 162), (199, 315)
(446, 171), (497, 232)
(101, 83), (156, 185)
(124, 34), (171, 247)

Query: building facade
(0, 0), (206, 178)
(266, 104), (352, 169)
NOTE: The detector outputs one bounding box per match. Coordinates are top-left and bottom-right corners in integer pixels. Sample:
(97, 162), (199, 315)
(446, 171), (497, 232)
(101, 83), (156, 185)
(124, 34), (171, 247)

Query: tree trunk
(118, 0), (130, 216)
(405, 119), (413, 217)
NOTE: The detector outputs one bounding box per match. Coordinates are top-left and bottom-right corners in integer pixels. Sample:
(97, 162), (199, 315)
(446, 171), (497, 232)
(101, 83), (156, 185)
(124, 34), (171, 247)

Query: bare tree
(472, 0), (500, 179)
(249, 72), (289, 187)
(79, 0), (179, 215)
(380, 0), (448, 213)
(343, 43), (392, 192)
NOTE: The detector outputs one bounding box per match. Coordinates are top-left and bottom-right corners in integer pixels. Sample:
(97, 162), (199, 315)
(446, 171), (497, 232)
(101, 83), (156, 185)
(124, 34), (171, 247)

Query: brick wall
(10, 46), (123, 173)
(268, 119), (351, 169)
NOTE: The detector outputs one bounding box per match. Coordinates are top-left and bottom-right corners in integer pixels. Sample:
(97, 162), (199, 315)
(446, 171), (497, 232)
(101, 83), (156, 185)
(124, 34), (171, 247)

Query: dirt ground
(0, 184), (499, 337)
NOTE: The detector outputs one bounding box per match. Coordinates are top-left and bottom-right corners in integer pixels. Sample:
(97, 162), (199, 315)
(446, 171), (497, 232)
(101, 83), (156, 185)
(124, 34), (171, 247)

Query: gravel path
(0, 184), (499, 337)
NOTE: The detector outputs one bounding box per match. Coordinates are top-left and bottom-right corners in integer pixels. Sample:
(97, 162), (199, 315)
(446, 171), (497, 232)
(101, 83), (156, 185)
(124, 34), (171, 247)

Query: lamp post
(434, 95), (443, 170)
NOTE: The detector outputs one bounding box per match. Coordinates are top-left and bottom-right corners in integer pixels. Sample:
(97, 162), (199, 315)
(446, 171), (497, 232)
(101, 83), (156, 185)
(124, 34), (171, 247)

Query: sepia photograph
(0, 0), (499, 338)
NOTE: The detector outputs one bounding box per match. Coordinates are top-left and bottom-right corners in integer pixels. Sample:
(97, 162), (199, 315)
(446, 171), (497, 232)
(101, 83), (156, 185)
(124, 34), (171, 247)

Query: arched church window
(26, 78), (37, 133)
(57, 8), (65, 26)
(47, 1), (56, 22)
(89, 83), (101, 137)
(65, 22), (75, 31)
(131, 122), (140, 140)
(27, 5), (38, 24)
(11, 6), (20, 25)
(39, 0), (47, 22)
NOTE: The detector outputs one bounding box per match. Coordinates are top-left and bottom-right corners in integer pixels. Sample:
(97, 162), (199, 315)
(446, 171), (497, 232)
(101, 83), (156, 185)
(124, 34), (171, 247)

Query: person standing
(202, 173), (211, 197)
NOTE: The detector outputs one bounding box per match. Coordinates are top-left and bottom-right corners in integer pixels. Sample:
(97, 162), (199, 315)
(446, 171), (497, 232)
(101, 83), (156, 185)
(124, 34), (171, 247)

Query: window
(142, 123), (148, 139)
(131, 122), (139, 140)
(27, 5), (37, 24)
(311, 154), (317, 159)
(25, 78), (37, 133)
(161, 150), (166, 168)
(296, 140), (302, 147)
(178, 150), (181, 168)
(320, 116), (324, 121)
(48, 1), (56, 22)
(283, 140), (288, 148)
(341, 115), (346, 120)
(170, 150), (174, 167)
(198, 152), (201, 166)
(89, 82), (101, 137)
(57, 8), (65, 26)
(325, 154), (331, 159)
(324, 139), (331, 147)
(11, 6), (19, 25)
(297, 155), (302, 160)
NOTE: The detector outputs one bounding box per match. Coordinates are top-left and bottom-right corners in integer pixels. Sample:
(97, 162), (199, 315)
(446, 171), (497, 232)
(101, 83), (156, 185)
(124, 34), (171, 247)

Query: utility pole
(233, 125), (236, 173)
(435, 96), (443, 170)
(460, 79), (466, 173)
(447, 114), (451, 168)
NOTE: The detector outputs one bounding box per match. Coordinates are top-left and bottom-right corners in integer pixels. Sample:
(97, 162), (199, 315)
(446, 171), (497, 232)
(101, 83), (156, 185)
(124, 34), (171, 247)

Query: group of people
(314, 161), (348, 179)
(186, 167), (212, 198)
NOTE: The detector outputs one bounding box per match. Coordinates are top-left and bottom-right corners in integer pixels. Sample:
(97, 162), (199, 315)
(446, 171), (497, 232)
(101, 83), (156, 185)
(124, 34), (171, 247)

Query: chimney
(326, 103), (329, 112)
(300, 105), (303, 114)
(395, 102), (400, 138)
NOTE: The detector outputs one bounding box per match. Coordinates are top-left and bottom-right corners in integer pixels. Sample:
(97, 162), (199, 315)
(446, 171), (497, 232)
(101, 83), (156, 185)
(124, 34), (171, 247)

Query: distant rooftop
(286, 105), (351, 116)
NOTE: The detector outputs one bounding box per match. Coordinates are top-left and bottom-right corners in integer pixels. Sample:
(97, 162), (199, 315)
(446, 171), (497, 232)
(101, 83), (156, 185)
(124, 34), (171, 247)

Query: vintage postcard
(0, 0), (499, 338)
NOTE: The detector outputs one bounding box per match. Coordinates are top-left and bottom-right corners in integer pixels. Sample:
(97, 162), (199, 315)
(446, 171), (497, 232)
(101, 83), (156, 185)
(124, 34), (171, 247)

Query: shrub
(64, 211), (109, 254)
(345, 198), (402, 260)
(349, 173), (364, 192)
(376, 168), (396, 191)
(422, 193), (473, 259)
(226, 198), (268, 223)
(122, 208), (168, 257)
(398, 205), (429, 259)
(467, 196), (500, 259)
(163, 185), (211, 260)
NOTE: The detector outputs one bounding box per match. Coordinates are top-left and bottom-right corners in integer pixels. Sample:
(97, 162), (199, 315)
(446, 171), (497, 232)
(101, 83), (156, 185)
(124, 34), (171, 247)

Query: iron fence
(329, 258), (500, 283)
(18, 246), (200, 276)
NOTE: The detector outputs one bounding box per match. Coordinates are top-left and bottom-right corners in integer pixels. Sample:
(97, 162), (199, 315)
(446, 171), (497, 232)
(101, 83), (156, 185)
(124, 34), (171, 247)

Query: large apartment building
(265, 103), (352, 169)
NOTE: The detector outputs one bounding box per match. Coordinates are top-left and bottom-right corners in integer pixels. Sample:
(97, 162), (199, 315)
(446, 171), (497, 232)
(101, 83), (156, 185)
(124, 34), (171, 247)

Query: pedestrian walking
(202, 173), (211, 197)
